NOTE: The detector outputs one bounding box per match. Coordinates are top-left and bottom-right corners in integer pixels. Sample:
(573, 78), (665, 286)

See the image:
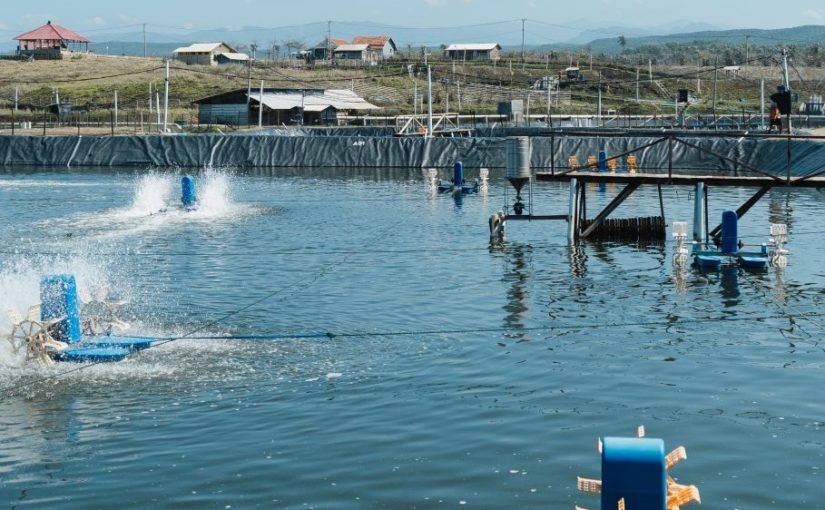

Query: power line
(3, 307), (820, 400)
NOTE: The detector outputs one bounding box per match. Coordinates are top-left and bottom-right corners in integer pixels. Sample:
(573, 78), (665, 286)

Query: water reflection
(772, 267), (789, 304)
(568, 243), (587, 278)
(720, 266), (740, 307)
(502, 243), (531, 342)
(0, 395), (89, 483)
(768, 192), (794, 230)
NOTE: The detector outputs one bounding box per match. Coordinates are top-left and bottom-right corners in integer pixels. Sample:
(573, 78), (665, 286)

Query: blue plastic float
(40, 274), (153, 362)
(437, 161), (480, 195)
(692, 210), (770, 270)
(577, 427), (701, 510)
(181, 175), (198, 209)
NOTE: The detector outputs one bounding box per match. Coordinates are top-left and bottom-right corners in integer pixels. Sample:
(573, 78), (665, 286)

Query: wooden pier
(499, 131), (825, 242)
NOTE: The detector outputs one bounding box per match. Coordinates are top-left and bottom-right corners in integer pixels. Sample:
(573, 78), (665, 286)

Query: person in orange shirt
(768, 102), (782, 133)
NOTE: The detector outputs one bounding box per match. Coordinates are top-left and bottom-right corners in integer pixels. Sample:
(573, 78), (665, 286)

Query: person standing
(768, 101), (782, 133)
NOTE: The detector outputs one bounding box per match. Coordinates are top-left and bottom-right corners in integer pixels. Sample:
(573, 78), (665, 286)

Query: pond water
(1, 167), (824, 509)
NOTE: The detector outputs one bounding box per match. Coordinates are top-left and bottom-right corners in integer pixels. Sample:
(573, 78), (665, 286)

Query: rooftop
(14, 21), (90, 43)
(444, 43), (501, 51)
(174, 42), (237, 54)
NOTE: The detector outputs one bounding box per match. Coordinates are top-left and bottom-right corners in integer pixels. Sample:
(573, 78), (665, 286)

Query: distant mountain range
(584, 25), (825, 54)
(1, 22), (823, 57)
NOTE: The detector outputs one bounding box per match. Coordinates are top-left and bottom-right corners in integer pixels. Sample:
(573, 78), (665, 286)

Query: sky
(0, 0), (823, 40)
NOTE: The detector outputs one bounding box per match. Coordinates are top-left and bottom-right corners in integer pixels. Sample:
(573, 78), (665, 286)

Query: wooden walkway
(535, 171), (825, 188)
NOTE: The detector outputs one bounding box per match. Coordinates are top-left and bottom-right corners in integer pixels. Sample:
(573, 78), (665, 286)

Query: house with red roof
(351, 36), (397, 61)
(14, 21), (90, 60)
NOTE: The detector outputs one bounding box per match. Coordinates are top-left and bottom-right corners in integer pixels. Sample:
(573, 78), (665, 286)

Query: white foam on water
(34, 169), (264, 241)
(124, 172), (174, 217)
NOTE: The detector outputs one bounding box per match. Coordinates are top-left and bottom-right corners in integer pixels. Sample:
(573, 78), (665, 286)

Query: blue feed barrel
(181, 175), (197, 207)
(40, 274), (82, 343)
(598, 150), (608, 172)
(602, 437), (667, 510)
(721, 210), (739, 253)
(453, 161), (464, 186)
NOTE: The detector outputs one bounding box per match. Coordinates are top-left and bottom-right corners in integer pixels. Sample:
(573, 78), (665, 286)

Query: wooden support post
(667, 135), (673, 180)
(708, 185), (772, 240)
(550, 133), (555, 176)
(580, 182), (641, 239)
(657, 184), (665, 224)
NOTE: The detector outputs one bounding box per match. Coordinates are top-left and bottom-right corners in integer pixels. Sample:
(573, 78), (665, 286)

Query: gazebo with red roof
(14, 21), (90, 59)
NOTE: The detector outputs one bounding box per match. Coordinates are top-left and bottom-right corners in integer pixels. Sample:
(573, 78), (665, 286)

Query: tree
(618, 35), (627, 49)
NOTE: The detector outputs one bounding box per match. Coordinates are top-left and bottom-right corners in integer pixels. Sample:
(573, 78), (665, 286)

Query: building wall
(334, 51), (365, 60)
(177, 52), (214, 66)
(18, 48), (63, 60)
(446, 49), (499, 61)
(381, 41), (395, 59)
(177, 45), (235, 66)
(198, 103), (250, 125)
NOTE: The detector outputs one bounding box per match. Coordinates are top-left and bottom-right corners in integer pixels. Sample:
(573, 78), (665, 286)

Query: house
(312, 37), (348, 60)
(14, 21), (90, 60)
(174, 42), (246, 66)
(333, 44), (370, 61)
(193, 88), (380, 126)
(444, 43), (502, 62)
(215, 53), (250, 66)
(351, 36), (397, 61)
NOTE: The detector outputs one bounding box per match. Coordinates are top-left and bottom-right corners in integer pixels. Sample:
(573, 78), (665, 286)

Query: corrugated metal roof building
(444, 43), (502, 61)
(333, 44), (370, 61)
(312, 37), (349, 60)
(174, 42), (245, 66)
(14, 21), (90, 59)
(193, 88), (380, 126)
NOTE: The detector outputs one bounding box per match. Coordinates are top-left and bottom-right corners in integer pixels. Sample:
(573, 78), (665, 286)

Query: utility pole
(521, 18), (526, 62)
(246, 56), (252, 105)
(427, 65), (433, 137)
(782, 48), (792, 133)
(597, 71), (602, 127)
(114, 87), (118, 129)
(546, 79), (551, 127)
(635, 67), (640, 102)
(745, 35), (750, 69)
(143, 23), (147, 58)
(162, 59), (169, 133)
(327, 20), (332, 62)
(712, 55), (719, 129)
(413, 81), (418, 117)
(258, 81), (264, 128)
(760, 78), (765, 130)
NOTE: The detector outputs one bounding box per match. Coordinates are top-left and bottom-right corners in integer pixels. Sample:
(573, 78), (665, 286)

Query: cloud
(802, 9), (823, 20)
(89, 16), (106, 26)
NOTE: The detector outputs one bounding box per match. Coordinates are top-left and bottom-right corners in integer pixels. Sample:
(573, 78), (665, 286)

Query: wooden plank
(504, 214), (568, 221)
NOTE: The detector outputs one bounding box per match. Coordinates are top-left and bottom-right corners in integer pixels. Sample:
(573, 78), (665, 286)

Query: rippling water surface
(1, 167), (824, 509)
